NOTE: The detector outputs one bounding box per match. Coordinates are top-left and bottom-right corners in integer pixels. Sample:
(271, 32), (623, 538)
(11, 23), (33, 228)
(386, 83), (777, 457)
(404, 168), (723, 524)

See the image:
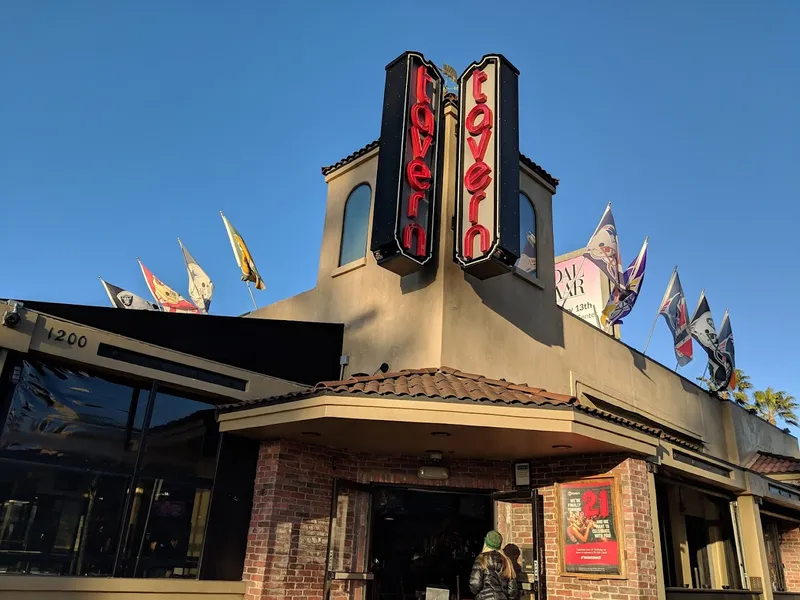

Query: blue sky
(1, 1), (798, 420)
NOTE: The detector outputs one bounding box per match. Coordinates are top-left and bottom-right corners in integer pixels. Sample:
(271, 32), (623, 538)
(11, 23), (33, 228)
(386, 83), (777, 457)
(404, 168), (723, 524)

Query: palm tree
(697, 368), (752, 406)
(753, 388), (799, 427)
(731, 370), (753, 406)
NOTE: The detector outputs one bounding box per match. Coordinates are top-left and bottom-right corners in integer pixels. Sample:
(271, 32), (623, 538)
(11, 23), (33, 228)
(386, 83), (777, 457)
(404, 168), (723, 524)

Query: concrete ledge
(0, 576), (245, 600)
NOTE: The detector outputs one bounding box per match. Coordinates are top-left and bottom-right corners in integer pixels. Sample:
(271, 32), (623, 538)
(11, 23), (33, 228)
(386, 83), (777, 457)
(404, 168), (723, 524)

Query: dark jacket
(469, 551), (519, 600)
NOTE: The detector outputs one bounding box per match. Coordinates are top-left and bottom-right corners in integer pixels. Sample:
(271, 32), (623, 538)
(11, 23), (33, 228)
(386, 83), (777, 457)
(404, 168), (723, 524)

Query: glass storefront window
(120, 390), (218, 578)
(0, 358), (223, 580)
(0, 461), (129, 576)
(0, 360), (147, 470)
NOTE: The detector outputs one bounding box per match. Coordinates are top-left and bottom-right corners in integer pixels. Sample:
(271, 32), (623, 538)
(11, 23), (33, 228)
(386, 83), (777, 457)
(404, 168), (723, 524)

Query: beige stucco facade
(240, 94), (800, 600)
(248, 102), (798, 475)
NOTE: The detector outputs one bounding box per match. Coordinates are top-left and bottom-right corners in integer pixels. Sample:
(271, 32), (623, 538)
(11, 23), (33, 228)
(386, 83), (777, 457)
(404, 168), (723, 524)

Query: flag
(717, 310), (736, 390)
(583, 203), (623, 289)
(690, 291), (728, 389)
(178, 238), (214, 314)
(138, 259), (200, 314)
(657, 269), (693, 366)
(100, 278), (159, 311)
(600, 237), (648, 328)
(221, 212), (266, 290)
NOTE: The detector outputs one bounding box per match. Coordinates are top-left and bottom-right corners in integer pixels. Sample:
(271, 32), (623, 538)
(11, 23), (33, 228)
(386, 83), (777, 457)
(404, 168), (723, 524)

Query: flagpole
(643, 314), (659, 354)
(99, 276), (117, 309)
(246, 282), (258, 310)
(644, 266), (678, 354)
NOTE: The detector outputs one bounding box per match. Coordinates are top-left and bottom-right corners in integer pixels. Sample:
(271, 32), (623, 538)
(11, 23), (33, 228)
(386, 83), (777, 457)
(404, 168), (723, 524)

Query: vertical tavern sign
(455, 54), (521, 280)
(372, 51), (444, 276)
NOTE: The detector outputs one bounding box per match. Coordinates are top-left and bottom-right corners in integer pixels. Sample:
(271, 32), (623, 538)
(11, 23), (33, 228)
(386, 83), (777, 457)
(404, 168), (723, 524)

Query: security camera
(2, 301), (23, 330)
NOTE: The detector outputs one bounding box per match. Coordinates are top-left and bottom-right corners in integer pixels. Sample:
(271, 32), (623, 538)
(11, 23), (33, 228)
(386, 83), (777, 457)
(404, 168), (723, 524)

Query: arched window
(517, 193), (537, 277)
(338, 184), (372, 267)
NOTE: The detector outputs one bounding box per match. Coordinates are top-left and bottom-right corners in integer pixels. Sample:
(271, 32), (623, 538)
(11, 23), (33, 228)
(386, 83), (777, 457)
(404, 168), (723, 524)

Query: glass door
(323, 479), (373, 600)
(763, 519), (786, 592)
(493, 489), (542, 600)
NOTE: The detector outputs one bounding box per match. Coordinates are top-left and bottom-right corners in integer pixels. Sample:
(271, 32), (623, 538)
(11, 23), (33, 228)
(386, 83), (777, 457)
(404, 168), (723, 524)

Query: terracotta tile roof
(520, 153), (559, 189)
(747, 451), (800, 474)
(320, 140), (559, 190)
(321, 140), (380, 176)
(220, 366), (576, 412)
(319, 366), (576, 406)
(217, 367), (704, 452)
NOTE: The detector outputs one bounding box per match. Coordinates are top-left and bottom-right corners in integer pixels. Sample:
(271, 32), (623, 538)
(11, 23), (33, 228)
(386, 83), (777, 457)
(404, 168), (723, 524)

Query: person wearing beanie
(469, 530), (519, 600)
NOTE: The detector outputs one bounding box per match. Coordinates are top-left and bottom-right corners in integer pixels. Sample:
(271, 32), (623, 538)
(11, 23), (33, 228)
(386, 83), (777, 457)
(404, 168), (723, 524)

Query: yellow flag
(220, 212), (266, 290)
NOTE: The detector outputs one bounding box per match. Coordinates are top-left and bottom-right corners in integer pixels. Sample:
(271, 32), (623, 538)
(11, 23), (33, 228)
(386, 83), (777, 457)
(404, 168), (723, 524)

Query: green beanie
(485, 530), (503, 551)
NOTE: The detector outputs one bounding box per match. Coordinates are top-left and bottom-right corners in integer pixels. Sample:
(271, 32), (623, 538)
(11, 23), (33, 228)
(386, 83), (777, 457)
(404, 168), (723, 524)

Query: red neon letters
(463, 68), (493, 260)
(402, 65), (435, 257)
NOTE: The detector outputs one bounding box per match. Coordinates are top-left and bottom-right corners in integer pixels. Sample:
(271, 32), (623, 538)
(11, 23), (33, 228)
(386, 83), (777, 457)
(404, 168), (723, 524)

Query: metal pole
(246, 282), (258, 310)
(643, 312), (660, 354)
(113, 381), (159, 576)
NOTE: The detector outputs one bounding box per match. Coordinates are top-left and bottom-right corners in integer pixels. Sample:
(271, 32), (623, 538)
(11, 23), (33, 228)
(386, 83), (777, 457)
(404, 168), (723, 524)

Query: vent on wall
(97, 343), (247, 391)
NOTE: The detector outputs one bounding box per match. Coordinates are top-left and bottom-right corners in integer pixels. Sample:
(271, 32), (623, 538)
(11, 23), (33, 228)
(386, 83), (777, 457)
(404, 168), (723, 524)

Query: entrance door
(493, 490), (542, 600)
(324, 480), (373, 600)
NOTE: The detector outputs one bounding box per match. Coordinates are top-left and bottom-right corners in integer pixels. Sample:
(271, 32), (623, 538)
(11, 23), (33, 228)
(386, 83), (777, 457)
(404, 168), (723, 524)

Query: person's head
(479, 531), (515, 579)
(484, 530), (503, 552)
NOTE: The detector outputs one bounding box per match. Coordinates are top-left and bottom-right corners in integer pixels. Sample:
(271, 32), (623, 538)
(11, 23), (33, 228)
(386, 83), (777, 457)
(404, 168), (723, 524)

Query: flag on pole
(221, 212), (266, 290)
(178, 238), (214, 314)
(690, 291), (728, 389)
(657, 269), (693, 366)
(138, 259), (200, 314)
(600, 237), (648, 328)
(100, 278), (159, 311)
(583, 203), (623, 289)
(717, 310), (736, 391)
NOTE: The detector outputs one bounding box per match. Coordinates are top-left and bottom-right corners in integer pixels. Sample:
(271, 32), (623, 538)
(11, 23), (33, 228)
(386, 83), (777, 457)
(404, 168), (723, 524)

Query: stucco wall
(728, 401), (800, 463)
(248, 107), (796, 466)
(248, 145), (445, 378)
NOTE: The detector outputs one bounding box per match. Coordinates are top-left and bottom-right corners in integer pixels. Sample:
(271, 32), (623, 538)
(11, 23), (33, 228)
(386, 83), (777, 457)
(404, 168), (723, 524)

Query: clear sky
(1, 2), (798, 424)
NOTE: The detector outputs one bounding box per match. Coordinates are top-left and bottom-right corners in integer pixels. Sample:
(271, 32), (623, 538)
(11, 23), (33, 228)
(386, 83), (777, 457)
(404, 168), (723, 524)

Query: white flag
(178, 239), (214, 314)
(100, 278), (159, 311)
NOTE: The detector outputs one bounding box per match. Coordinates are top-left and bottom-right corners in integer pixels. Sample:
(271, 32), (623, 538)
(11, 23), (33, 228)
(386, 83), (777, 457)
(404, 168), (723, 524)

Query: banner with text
(557, 477), (624, 577)
(555, 254), (609, 329)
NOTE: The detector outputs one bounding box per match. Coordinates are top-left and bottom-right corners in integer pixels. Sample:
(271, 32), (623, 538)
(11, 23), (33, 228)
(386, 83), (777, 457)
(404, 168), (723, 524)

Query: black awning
(15, 300), (343, 386)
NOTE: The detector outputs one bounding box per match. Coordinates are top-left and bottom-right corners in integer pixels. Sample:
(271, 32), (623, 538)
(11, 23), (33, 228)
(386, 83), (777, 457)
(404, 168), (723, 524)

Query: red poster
(557, 478), (624, 577)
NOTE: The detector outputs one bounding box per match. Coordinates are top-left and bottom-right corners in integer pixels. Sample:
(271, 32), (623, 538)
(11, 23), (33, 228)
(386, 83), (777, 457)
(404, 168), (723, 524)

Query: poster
(555, 254), (608, 329)
(556, 477), (624, 577)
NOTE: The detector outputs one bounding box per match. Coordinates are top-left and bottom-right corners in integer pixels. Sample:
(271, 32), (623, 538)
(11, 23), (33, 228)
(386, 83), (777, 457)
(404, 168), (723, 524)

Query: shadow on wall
(468, 271), (566, 350)
(401, 260), (438, 295)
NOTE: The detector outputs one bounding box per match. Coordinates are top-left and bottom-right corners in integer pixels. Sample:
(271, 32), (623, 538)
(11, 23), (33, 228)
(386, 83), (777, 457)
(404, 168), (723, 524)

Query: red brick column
(532, 456), (659, 600)
(781, 525), (800, 591)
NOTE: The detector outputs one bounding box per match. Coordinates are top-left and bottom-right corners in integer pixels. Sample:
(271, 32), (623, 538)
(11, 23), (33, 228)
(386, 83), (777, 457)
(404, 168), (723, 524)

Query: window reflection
(0, 359), (222, 581)
(517, 193), (537, 277)
(339, 184), (372, 267)
(122, 390), (218, 578)
(0, 360), (146, 469)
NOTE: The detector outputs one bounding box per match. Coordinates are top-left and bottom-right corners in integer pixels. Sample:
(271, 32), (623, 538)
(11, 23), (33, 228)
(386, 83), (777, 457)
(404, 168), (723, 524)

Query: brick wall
(531, 456), (659, 600)
(244, 440), (512, 600)
(243, 441), (659, 600)
(780, 524), (800, 591)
